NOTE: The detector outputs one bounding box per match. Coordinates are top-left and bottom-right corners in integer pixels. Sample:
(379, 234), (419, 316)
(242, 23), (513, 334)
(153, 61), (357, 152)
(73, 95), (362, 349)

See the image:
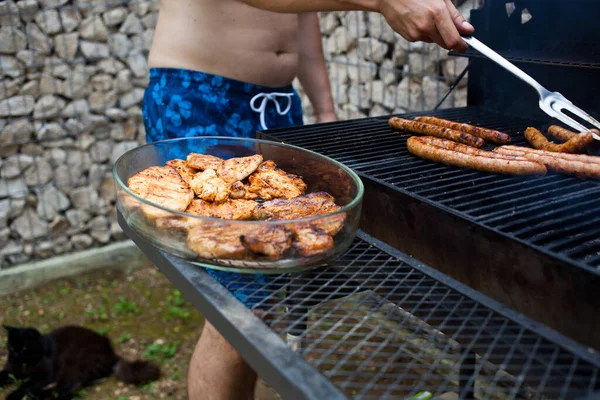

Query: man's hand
(241, 0), (474, 52)
(378, 0), (474, 52)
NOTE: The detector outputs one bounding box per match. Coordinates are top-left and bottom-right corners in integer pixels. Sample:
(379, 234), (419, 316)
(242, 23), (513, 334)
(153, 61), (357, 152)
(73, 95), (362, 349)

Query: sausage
(547, 125), (577, 142)
(524, 127), (594, 154)
(407, 136), (547, 176)
(389, 117), (485, 148)
(494, 146), (600, 179)
(417, 136), (529, 160)
(414, 116), (511, 144)
(494, 145), (600, 164)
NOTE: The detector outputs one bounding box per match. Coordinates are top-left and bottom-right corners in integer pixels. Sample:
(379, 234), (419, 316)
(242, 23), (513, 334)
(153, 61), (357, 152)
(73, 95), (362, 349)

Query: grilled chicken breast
(186, 153), (224, 171)
(189, 169), (229, 203)
(247, 160), (307, 200)
(229, 181), (259, 200)
(187, 224), (253, 259)
(310, 213), (346, 236)
(291, 226), (334, 256)
(217, 154), (263, 184)
(186, 198), (257, 220)
(166, 158), (199, 185)
(240, 226), (293, 259)
(128, 166), (194, 218)
(254, 192), (341, 220)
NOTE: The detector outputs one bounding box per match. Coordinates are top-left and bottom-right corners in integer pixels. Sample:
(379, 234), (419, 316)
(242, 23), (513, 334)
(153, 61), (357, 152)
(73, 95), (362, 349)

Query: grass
(0, 265), (204, 400)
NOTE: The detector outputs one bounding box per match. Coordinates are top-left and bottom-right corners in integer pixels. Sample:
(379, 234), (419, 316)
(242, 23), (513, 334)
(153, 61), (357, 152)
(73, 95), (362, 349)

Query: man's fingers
(428, 28), (448, 51)
(445, 0), (475, 34)
(432, 4), (466, 51)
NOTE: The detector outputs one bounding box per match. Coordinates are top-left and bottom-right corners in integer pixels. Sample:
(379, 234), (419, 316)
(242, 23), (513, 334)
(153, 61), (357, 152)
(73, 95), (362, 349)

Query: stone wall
(296, 6), (473, 124)
(0, 1), (475, 268)
(0, 0), (158, 267)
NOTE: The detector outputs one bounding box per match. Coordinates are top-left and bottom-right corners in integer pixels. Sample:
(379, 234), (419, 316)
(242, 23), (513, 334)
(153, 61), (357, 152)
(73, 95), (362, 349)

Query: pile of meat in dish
(389, 116), (600, 179)
(127, 153), (346, 260)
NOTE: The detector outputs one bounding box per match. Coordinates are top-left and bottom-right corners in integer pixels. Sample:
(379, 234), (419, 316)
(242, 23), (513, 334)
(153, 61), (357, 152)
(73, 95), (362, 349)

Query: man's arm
(297, 13), (337, 123)
(241, 0), (474, 52)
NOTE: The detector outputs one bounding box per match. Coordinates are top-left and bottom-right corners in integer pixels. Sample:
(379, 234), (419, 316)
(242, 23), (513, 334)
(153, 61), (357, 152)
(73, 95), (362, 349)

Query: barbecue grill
(261, 0), (600, 350)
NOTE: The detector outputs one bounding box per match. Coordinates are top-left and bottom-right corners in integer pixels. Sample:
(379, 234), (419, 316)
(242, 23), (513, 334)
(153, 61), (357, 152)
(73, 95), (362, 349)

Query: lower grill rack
(230, 233), (600, 399)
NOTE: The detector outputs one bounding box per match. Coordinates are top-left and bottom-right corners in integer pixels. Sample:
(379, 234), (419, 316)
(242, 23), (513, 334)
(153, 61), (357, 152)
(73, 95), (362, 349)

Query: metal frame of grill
(119, 210), (600, 400)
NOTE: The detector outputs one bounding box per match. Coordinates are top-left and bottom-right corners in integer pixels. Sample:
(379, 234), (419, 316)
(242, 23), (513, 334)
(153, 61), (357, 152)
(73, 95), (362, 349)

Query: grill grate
(263, 107), (600, 272)
(221, 234), (600, 399)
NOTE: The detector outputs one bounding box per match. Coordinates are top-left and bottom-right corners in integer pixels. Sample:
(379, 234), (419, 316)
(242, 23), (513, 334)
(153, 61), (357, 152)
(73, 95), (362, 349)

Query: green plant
(168, 290), (186, 306)
(162, 306), (190, 322)
(115, 297), (141, 315)
(162, 291), (190, 322)
(57, 283), (71, 295)
(86, 305), (108, 321)
(97, 328), (108, 336)
(144, 342), (178, 363)
(142, 382), (157, 397)
(172, 372), (183, 381)
(117, 332), (132, 344)
(405, 392), (432, 400)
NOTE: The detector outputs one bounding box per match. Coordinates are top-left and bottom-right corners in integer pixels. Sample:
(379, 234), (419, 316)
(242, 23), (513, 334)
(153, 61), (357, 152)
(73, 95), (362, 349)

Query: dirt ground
(0, 264), (280, 400)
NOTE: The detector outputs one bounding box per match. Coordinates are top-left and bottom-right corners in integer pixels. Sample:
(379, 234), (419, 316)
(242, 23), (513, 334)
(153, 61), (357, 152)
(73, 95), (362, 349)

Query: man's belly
(148, 2), (299, 88)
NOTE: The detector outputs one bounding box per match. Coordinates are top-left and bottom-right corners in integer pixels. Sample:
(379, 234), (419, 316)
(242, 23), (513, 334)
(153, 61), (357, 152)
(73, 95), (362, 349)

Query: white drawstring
(250, 92), (294, 131)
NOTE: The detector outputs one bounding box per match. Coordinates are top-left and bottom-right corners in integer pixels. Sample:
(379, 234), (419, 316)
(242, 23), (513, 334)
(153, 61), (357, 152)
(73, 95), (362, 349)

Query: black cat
(0, 325), (161, 400)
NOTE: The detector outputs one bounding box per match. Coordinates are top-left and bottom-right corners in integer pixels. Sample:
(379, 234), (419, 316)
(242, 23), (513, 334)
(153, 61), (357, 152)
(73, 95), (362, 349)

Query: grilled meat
(155, 216), (196, 232)
(155, 198), (256, 233)
(407, 136), (547, 176)
(415, 136), (530, 160)
(247, 160), (307, 200)
(547, 125), (578, 142)
(414, 116), (511, 144)
(291, 226), (334, 256)
(189, 169), (229, 203)
(254, 191), (346, 237)
(186, 198), (257, 220)
(166, 158), (199, 185)
(254, 192), (341, 220)
(217, 154), (263, 184)
(230, 181), (258, 200)
(186, 153), (224, 171)
(389, 117), (485, 148)
(128, 166), (194, 218)
(128, 150), (349, 261)
(186, 224), (253, 259)
(494, 145), (600, 179)
(240, 226), (293, 259)
(311, 213), (346, 236)
(524, 127), (594, 154)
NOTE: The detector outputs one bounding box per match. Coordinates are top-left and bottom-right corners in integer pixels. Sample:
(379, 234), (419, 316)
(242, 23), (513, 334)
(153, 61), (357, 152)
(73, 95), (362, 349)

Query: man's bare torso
(149, 0), (299, 88)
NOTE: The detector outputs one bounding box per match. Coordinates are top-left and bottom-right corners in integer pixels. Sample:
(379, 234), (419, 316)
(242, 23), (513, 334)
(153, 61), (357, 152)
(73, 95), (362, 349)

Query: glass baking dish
(113, 137), (364, 274)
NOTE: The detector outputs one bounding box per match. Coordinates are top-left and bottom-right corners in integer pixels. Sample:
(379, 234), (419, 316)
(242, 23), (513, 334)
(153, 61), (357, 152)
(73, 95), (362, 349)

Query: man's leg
(188, 320), (258, 400)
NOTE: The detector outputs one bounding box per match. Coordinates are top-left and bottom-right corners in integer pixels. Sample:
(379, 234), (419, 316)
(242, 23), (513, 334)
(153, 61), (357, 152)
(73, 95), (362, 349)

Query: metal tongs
(462, 35), (600, 140)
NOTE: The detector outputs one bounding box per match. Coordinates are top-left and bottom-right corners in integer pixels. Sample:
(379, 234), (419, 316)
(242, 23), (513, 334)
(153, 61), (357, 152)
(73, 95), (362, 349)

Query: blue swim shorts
(142, 67), (304, 309)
